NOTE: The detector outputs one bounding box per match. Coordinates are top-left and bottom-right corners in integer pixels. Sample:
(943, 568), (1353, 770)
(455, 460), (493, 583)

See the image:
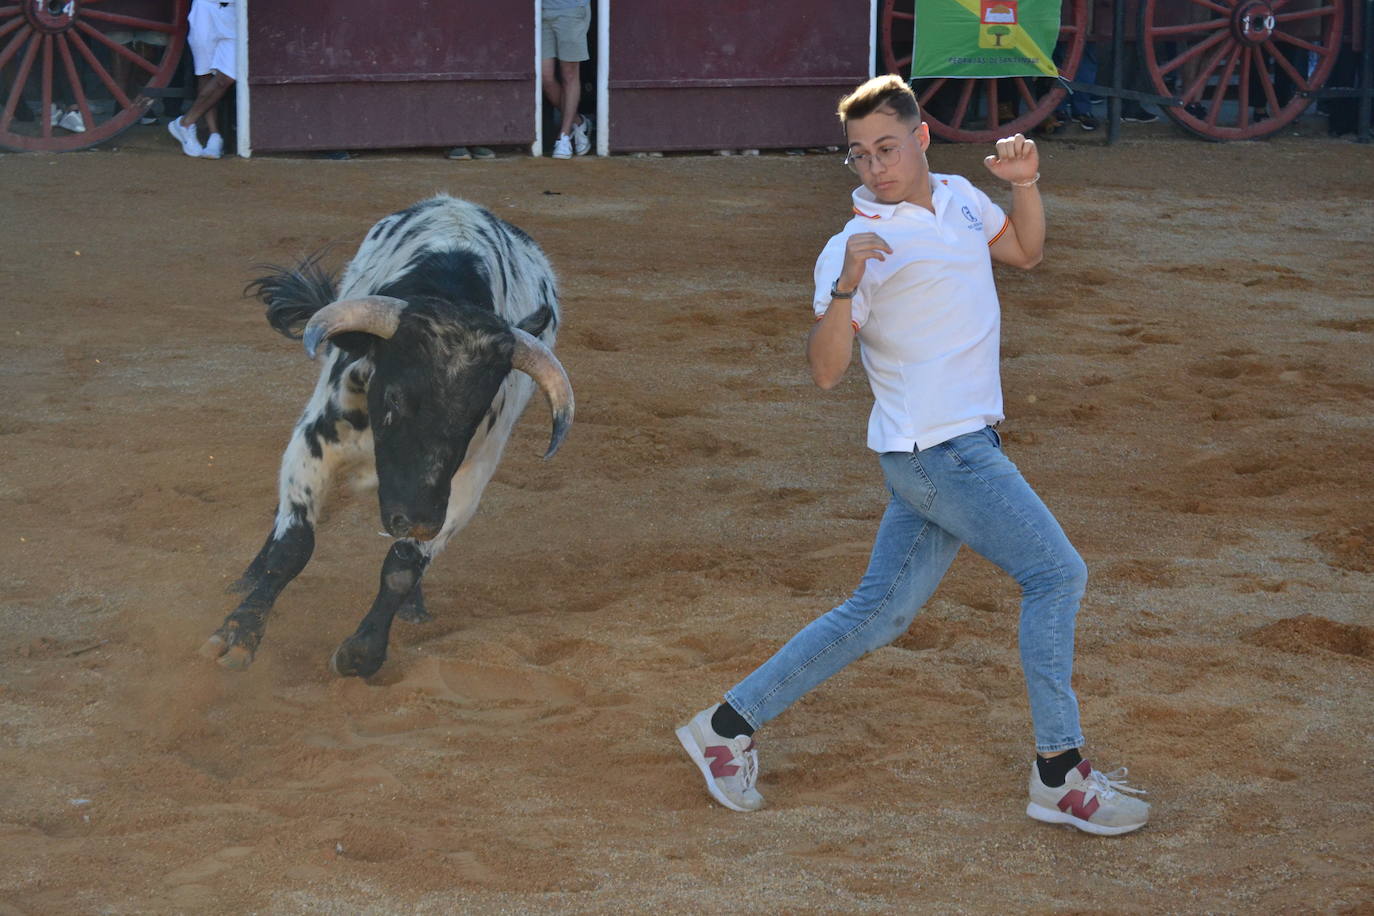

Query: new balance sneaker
(572, 115), (592, 155)
(552, 133), (573, 160)
(168, 118), (202, 157)
(675, 704), (764, 812)
(1027, 759), (1149, 836)
(200, 132), (224, 159)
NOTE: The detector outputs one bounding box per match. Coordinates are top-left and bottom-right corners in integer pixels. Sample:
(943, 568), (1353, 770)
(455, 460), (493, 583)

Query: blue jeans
(725, 427), (1086, 753)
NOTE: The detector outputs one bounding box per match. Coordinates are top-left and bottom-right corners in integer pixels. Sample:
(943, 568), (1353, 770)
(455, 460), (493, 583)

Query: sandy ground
(1, 122), (1372, 914)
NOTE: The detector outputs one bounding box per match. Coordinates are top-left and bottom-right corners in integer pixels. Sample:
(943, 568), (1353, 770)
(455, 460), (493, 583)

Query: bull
(201, 195), (574, 677)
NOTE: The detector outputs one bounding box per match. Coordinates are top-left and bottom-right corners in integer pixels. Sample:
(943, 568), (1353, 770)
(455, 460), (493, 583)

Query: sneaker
(49, 104), (62, 127)
(58, 109), (85, 132)
(1075, 114), (1099, 131)
(675, 704), (764, 812)
(1122, 107), (1159, 124)
(168, 118), (202, 157)
(552, 133), (572, 159)
(572, 115), (592, 155)
(1026, 759), (1149, 836)
(200, 132), (223, 158)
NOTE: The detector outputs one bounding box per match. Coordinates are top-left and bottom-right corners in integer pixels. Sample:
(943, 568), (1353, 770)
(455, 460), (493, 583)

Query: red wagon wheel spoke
(1149, 17), (1229, 37)
(0, 4), (20, 14)
(2, 31), (39, 134)
(1205, 47), (1241, 126)
(950, 79), (976, 129)
(81, 8), (177, 33)
(1252, 46), (1283, 113)
(40, 34), (53, 139)
(1157, 29), (1229, 77)
(67, 28), (133, 111)
(918, 78), (948, 107)
(986, 80), (1001, 128)
(1270, 29), (1326, 53)
(1182, 0), (1233, 15)
(1262, 38), (1311, 90)
(1237, 47), (1253, 127)
(1274, 4), (1339, 20)
(1180, 38), (1236, 105)
(0, 19), (29, 70)
(76, 20), (158, 76)
(1013, 76), (1037, 108)
(0, 15), (23, 40)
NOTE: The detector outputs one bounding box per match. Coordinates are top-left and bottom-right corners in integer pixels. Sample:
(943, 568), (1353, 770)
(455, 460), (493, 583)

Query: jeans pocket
(880, 451), (938, 512)
(985, 425), (1003, 449)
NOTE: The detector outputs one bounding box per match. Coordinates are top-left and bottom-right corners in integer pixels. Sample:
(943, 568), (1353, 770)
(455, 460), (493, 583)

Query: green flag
(911, 0), (1061, 79)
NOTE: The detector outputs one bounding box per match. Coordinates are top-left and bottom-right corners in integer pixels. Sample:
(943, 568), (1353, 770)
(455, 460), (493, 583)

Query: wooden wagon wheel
(1140, 0), (1343, 139)
(880, 0), (1089, 143)
(0, 0), (187, 152)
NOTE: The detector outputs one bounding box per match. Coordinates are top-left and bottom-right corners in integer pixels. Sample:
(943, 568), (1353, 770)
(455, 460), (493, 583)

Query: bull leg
(203, 358), (372, 669)
(331, 540), (429, 678)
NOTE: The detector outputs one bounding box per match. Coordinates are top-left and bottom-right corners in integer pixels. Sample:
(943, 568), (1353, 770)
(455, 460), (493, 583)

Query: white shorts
(188, 0), (236, 79)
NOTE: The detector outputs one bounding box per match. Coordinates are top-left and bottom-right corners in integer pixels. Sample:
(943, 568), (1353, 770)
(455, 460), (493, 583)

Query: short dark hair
(838, 75), (922, 126)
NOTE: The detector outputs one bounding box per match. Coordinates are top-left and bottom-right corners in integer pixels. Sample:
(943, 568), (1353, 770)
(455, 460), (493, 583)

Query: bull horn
(511, 327), (574, 459)
(302, 295), (408, 359)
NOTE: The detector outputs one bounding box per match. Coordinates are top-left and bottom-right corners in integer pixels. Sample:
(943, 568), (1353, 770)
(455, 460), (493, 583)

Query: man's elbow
(811, 366), (843, 390)
(1013, 249), (1043, 269)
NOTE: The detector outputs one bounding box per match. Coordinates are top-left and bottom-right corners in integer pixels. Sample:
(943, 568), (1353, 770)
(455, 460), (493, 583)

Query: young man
(540, 0), (593, 160)
(676, 75), (1150, 836)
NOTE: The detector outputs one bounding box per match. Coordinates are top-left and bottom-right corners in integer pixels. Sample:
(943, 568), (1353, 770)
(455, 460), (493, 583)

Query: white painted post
(596, 0), (609, 156)
(235, 0), (250, 157)
(533, 0), (543, 156)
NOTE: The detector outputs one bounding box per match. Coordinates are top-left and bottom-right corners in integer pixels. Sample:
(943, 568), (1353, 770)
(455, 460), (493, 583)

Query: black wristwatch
(830, 279), (856, 300)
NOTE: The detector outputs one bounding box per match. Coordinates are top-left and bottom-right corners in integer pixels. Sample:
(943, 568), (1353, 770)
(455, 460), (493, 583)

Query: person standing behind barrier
(541, 0), (593, 160)
(675, 74), (1151, 837)
(167, 0), (236, 159)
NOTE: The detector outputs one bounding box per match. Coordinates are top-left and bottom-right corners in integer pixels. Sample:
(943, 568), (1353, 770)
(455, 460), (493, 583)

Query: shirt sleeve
(812, 233), (871, 330)
(964, 179), (1009, 246)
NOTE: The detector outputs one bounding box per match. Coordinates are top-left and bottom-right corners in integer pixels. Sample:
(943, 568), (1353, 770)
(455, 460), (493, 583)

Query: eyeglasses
(843, 127), (919, 174)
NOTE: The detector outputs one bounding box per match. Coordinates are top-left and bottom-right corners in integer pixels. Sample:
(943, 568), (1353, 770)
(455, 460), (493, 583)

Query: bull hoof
(198, 631), (257, 670)
(330, 638), (385, 679)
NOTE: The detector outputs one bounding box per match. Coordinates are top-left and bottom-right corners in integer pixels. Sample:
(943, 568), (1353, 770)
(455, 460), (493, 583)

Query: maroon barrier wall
(607, 1), (872, 151)
(247, 1), (534, 153)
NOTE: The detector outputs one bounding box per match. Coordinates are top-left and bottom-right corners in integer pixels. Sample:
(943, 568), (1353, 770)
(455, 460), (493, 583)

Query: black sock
(710, 701), (754, 739)
(1035, 748), (1083, 788)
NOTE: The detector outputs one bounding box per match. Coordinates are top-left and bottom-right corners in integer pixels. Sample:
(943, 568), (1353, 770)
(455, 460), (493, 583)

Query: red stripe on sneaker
(1075, 760), (1092, 779)
(1057, 789), (1100, 821)
(704, 745), (740, 778)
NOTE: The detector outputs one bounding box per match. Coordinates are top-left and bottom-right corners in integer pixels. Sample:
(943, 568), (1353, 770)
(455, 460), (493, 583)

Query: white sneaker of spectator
(552, 133), (573, 160)
(168, 118), (203, 157)
(200, 132), (224, 159)
(49, 104), (62, 127)
(572, 116), (592, 156)
(58, 109), (85, 132)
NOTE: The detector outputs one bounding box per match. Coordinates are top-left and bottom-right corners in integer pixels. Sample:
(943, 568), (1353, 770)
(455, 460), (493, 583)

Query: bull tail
(516, 303), (558, 340)
(246, 250), (340, 340)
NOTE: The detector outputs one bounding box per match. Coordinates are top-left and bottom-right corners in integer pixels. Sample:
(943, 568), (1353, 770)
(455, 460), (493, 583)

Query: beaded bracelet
(1010, 172), (1041, 188)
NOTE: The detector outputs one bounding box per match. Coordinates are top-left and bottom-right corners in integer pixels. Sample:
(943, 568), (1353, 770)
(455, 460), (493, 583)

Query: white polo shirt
(813, 173), (1009, 453)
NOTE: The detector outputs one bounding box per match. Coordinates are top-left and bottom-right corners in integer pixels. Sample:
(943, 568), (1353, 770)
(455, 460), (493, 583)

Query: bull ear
(302, 296), (407, 359)
(510, 328), (574, 459)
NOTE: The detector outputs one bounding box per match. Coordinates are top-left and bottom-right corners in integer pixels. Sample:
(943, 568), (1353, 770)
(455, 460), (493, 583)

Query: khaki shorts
(542, 4), (590, 62)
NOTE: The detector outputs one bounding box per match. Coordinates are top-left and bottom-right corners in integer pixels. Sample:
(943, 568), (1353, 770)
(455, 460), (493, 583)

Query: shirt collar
(851, 175), (950, 221)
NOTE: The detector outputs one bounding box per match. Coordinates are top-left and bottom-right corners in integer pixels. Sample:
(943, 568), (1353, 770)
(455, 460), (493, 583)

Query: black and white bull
(201, 195), (574, 677)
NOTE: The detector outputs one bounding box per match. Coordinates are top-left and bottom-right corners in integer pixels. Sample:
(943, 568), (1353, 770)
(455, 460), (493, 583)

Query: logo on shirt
(961, 205), (984, 231)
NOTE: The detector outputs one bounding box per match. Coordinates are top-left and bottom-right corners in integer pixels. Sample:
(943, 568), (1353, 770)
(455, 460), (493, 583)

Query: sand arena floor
(1, 124), (1372, 913)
